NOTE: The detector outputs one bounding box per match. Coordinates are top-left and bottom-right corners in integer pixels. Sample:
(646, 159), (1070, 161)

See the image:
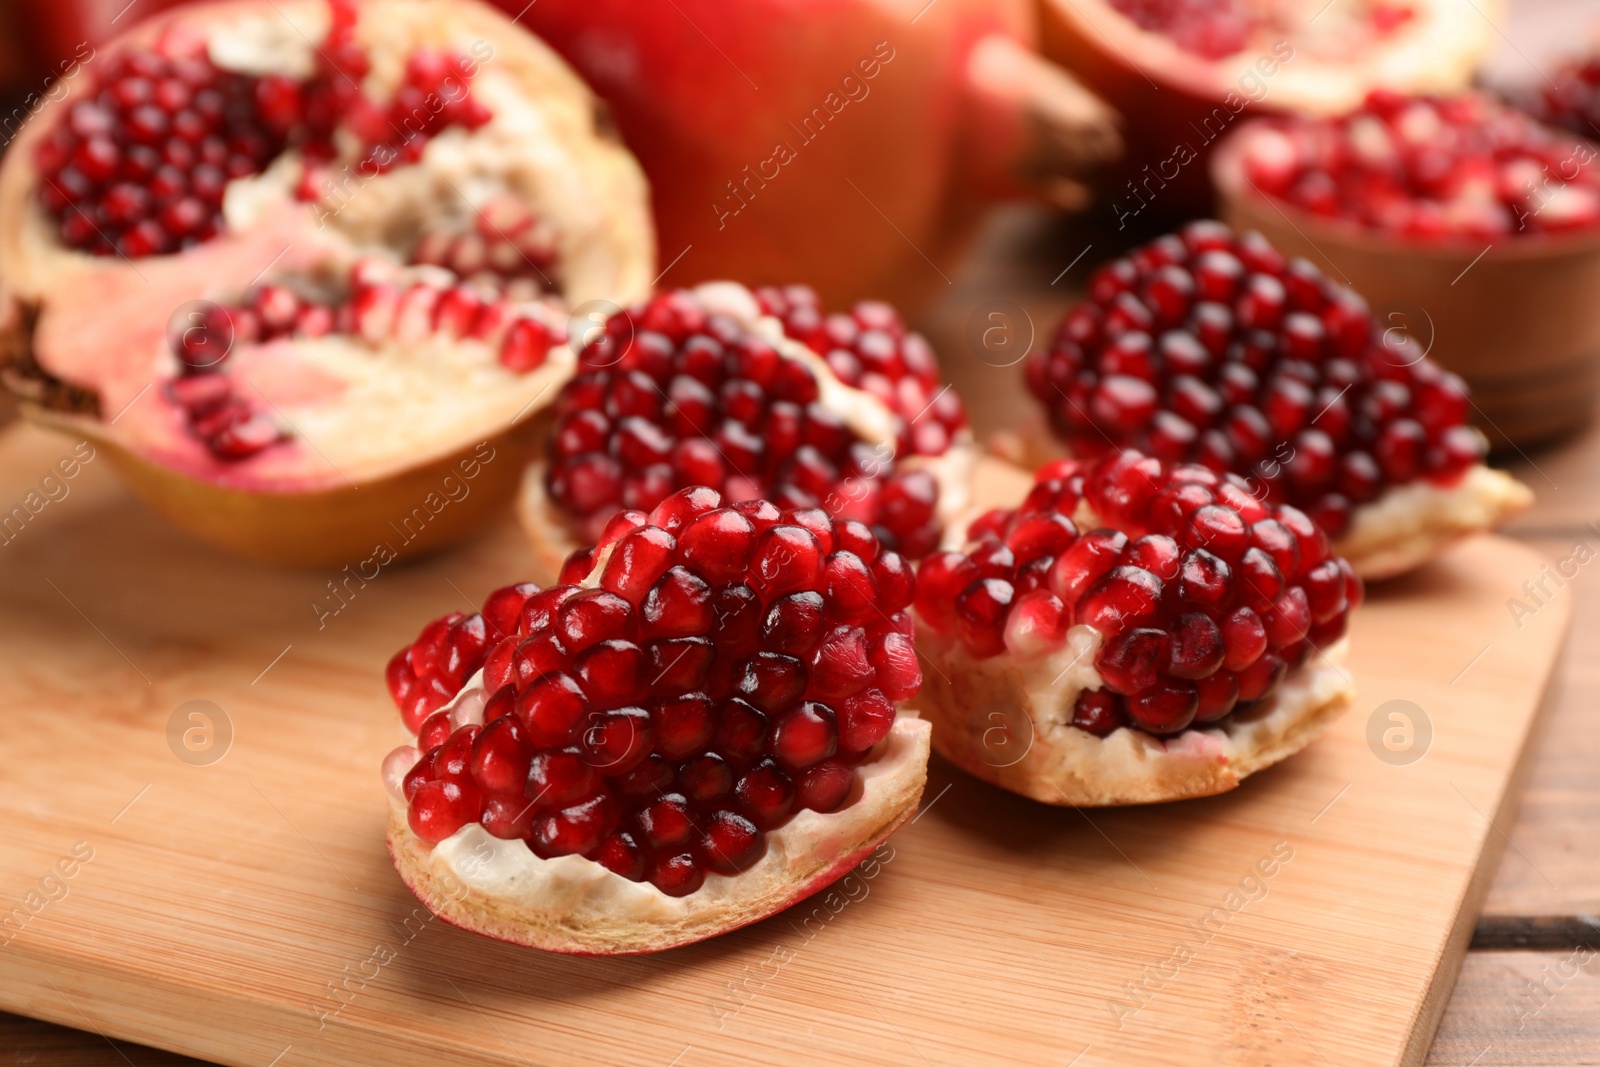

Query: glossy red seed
(733, 759), (796, 829)
(1097, 627), (1168, 693)
(1126, 680), (1199, 734)
(954, 578), (1014, 658)
(1077, 567), (1163, 636)
(648, 852), (705, 896)
(771, 702), (839, 770)
(531, 793), (618, 858)
(593, 831), (645, 880)
(696, 810), (766, 874)
(795, 759), (854, 812)
(1165, 611), (1225, 679)
(516, 672), (588, 747)
(409, 779), (482, 844)
(641, 566), (714, 638)
(600, 526), (677, 605)
(677, 508), (756, 584)
(1071, 690), (1123, 736)
(470, 715), (532, 793)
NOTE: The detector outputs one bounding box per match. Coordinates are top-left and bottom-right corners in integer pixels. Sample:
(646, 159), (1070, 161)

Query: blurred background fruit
(1036, 0), (1502, 215)
(0, 0), (1123, 312)
(511, 0), (1121, 309)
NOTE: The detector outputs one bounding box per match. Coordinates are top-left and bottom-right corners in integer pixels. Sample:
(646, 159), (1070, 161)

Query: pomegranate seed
(409, 779), (482, 844)
(1072, 690), (1123, 736)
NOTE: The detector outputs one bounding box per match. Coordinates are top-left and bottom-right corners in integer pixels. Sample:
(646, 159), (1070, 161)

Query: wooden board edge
(1401, 581), (1574, 1066)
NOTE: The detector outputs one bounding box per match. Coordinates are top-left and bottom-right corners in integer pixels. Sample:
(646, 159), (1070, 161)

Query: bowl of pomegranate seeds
(1212, 89), (1600, 447)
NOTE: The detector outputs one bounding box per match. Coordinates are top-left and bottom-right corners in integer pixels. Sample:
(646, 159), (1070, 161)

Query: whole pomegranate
(507, 0), (1121, 308)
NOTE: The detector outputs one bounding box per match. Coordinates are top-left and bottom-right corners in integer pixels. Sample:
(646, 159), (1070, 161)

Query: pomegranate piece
(1027, 220), (1489, 540)
(917, 450), (1359, 738)
(32, 0), (491, 259)
(540, 283), (969, 559)
(385, 488), (927, 945)
(1238, 91), (1600, 238)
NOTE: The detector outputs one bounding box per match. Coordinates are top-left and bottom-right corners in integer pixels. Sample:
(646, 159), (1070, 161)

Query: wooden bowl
(1211, 124), (1600, 449)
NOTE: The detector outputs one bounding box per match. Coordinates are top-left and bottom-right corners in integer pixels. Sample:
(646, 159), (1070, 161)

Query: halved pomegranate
(1023, 221), (1531, 579)
(1036, 0), (1498, 210)
(915, 450), (1356, 805)
(517, 282), (975, 580)
(383, 488), (929, 953)
(0, 0), (653, 565)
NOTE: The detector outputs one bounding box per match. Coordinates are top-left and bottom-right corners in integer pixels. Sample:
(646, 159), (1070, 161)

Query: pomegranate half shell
(1038, 0), (1501, 211)
(0, 0), (653, 566)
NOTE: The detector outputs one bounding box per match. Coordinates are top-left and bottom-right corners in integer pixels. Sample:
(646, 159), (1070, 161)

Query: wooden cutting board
(0, 421), (1569, 1067)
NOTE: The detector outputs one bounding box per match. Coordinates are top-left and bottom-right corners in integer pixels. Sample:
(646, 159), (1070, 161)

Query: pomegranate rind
(385, 716), (930, 955)
(916, 629), (1352, 805)
(0, 0), (654, 560)
(39, 405), (542, 566)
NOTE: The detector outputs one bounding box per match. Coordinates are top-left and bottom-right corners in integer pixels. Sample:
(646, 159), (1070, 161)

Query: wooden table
(4, 3), (1598, 1062)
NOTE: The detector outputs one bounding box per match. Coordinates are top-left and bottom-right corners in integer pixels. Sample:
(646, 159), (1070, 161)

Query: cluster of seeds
(545, 289), (956, 557)
(387, 487), (921, 896)
(35, 0), (489, 258)
(1026, 221), (1484, 538)
(164, 259), (564, 460)
(754, 285), (968, 457)
(917, 451), (1359, 737)
(1241, 90), (1600, 237)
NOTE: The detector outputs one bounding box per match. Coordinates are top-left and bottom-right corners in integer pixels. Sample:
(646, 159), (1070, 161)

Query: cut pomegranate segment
(914, 451), (1357, 805)
(517, 282), (975, 581)
(384, 488), (930, 953)
(0, 0), (653, 566)
(1037, 0), (1498, 211)
(1235, 90), (1600, 238)
(1023, 221), (1531, 579)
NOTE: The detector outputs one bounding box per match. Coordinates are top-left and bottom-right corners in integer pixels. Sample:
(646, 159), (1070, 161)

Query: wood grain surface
(0, 416), (1570, 1067)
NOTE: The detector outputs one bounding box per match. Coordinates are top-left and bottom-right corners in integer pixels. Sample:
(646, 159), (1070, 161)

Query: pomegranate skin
(511, 0), (1115, 309)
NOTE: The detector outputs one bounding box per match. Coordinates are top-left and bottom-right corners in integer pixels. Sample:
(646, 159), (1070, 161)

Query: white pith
(917, 620), (1353, 805)
(385, 714), (928, 917)
(1334, 462), (1533, 579)
(0, 0), (654, 491)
